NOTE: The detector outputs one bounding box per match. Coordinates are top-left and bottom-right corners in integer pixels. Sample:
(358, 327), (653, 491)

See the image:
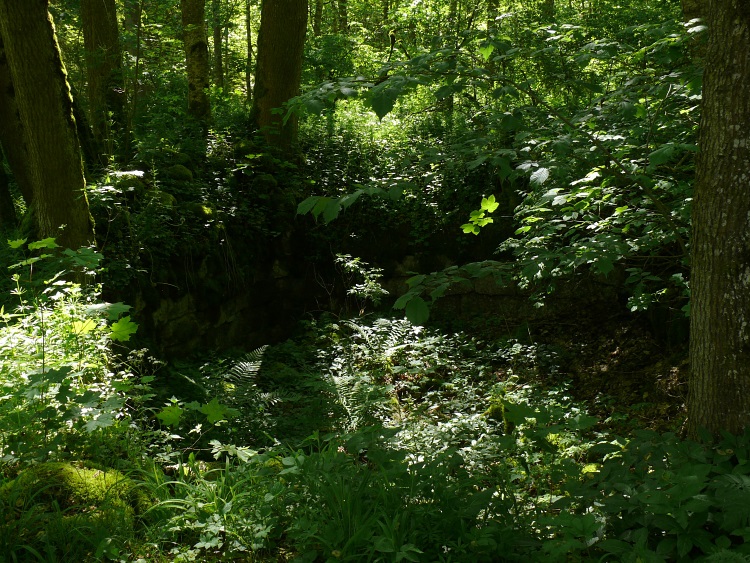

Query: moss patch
(0, 462), (147, 561)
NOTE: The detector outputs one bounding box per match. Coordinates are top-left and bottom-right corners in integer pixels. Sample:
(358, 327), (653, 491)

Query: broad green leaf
(84, 302), (132, 320)
(462, 223), (480, 235)
(393, 292), (413, 310)
(7, 238), (26, 249)
(72, 318), (97, 335)
(110, 315), (138, 342)
(157, 404), (184, 427)
(430, 283), (450, 300)
(311, 196), (331, 219)
(28, 238), (60, 250)
(467, 156), (487, 170)
(323, 200), (342, 223)
(479, 43), (495, 61)
(530, 167), (550, 186)
(481, 195), (499, 213)
(649, 144), (676, 166)
(201, 398), (234, 424)
(369, 81), (401, 119)
(405, 296), (429, 326)
(406, 274), (426, 287)
(297, 195), (321, 215)
(596, 257), (614, 276)
(339, 190), (363, 208)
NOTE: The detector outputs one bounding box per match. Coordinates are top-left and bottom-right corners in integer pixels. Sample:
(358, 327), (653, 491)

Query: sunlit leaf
(110, 316), (138, 342)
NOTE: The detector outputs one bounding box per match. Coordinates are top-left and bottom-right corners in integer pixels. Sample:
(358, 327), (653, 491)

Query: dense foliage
(4, 0), (747, 561)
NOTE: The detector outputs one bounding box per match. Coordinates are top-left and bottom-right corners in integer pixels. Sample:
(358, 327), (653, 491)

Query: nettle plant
(0, 238), (139, 466)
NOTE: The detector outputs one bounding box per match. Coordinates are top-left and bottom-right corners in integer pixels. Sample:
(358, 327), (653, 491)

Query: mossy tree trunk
(181, 0), (211, 124)
(81, 0), (123, 166)
(211, 0), (224, 89)
(245, 0), (252, 104)
(252, 0), (307, 152)
(0, 0), (94, 250)
(688, 0), (750, 439)
(0, 147), (17, 228)
(0, 27), (33, 207)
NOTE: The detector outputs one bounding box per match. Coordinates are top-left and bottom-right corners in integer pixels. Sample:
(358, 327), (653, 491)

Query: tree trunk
(80, 0), (122, 165)
(122, 0), (142, 160)
(181, 0), (211, 124)
(0, 147), (18, 228)
(212, 0), (224, 89)
(0, 27), (34, 206)
(313, 0), (322, 36)
(337, 0), (348, 33)
(246, 0), (252, 104)
(688, 0), (750, 439)
(0, 0), (94, 250)
(681, 0), (702, 22)
(252, 0), (307, 152)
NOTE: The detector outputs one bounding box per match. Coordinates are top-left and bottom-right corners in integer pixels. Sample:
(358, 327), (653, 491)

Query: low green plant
(0, 239), (139, 467)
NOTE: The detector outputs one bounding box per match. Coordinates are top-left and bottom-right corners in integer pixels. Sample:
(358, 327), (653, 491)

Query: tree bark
(313, 0), (322, 36)
(337, 0), (348, 33)
(181, 0), (211, 124)
(688, 0), (750, 439)
(252, 0), (307, 152)
(80, 0), (123, 165)
(245, 0), (252, 104)
(0, 146), (18, 228)
(0, 0), (94, 250)
(0, 28), (34, 206)
(212, 0), (224, 89)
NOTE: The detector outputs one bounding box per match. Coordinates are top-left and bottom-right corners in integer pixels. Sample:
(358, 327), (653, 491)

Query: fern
(711, 474), (750, 531)
(225, 345), (268, 384)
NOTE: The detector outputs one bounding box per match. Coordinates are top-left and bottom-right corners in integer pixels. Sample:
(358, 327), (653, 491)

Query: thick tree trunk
(181, 0), (211, 123)
(122, 0), (142, 160)
(245, 0), (252, 104)
(688, 0), (750, 439)
(0, 147), (18, 228)
(681, 0), (702, 22)
(212, 0), (224, 89)
(0, 28), (34, 206)
(0, 0), (94, 250)
(252, 0), (307, 152)
(80, 0), (123, 165)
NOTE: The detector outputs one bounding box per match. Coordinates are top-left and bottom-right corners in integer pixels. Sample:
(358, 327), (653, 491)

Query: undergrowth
(1, 247), (748, 561)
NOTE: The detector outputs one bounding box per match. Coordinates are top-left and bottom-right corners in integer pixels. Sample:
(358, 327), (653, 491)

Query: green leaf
(481, 195), (499, 213)
(84, 302), (132, 321)
(405, 296), (429, 326)
(323, 200), (342, 223)
(28, 238), (60, 250)
(648, 144), (676, 166)
(201, 398), (234, 424)
(297, 196), (321, 215)
(596, 257), (614, 276)
(110, 315), (138, 342)
(157, 405), (184, 427)
(479, 43), (495, 61)
(311, 196), (331, 219)
(7, 238), (26, 249)
(530, 167), (550, 186)
(393, 292), (414, 310)
(462, 223), (480, 235)
(72, 319), (97, 335)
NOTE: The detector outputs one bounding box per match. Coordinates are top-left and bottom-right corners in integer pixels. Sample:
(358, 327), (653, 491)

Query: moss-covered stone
(144, 189), (177, 208)
(0, 462), (148, 559)
(114, 173), (147, 198)
(165, 164), (194, 182)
